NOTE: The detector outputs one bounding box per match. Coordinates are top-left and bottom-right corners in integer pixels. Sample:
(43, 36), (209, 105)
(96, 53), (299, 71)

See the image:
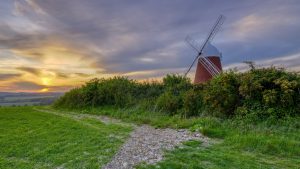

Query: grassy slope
(54, 107), (300, 169)
(0, 106), (132, 169)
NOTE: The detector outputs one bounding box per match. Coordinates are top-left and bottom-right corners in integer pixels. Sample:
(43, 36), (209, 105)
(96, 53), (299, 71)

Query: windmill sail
(200, 42), (222, 76)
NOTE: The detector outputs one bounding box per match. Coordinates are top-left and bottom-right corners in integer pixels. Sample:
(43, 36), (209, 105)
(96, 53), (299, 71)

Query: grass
(53, 106), (300, 168)
(54, 106), (202, 129)
(2, 105), (299, 168)
(137, 117), (300, 169)
(0, 106), (132, 169)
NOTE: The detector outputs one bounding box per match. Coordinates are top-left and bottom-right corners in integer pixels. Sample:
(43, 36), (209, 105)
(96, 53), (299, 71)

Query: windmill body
(184, 15), (225, 84)
(194, 43), (222, 83)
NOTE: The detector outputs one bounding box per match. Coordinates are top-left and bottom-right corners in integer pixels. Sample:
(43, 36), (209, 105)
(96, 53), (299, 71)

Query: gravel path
(103, 125), (210, 169)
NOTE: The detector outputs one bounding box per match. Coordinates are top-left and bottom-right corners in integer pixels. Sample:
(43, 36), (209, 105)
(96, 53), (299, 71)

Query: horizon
(1, 0), (300, 92)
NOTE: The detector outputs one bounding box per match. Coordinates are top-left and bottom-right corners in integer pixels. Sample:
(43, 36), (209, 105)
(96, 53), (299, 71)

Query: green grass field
(55, 107), (300, 169)
(0, 106), (132, 169)
(1, 106), (300, 168)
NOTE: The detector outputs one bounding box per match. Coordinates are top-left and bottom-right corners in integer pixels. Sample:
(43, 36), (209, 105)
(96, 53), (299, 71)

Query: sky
(1, 0), (300, 92)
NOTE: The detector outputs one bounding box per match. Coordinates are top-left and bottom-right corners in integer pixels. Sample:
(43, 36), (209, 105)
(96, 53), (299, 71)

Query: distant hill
(0, 92), (64, 106)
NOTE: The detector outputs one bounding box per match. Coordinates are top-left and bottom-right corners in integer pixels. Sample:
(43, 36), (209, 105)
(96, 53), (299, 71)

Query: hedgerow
(54, 67), (300, 119)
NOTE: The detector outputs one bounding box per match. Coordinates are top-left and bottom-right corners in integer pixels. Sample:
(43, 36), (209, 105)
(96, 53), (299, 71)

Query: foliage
(55, 67), (300, 119)
(162, 74), (192, 95)
(54, 87), (85, 108)
(183, 85), (204, 117)
(55, 77), (137, 108)
(156, 91), (181, 115)
(155, 74), (192, 114)
(238, 67), (300, 118)
(203, 71), (240, 117)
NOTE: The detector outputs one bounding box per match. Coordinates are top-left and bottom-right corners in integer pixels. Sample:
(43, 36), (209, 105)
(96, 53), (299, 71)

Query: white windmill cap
(202, 42), (221, 57)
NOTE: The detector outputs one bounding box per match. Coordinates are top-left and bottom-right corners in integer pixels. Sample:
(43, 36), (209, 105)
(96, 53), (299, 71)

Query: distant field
(3, 96), (55, 102)
(0, 102), (41, 106)
(0, 92), (63, 106)
(0, 107), (132, 169)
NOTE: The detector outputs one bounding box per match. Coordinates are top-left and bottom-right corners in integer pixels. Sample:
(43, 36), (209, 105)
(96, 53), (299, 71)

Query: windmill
(184, 15), (225, 83)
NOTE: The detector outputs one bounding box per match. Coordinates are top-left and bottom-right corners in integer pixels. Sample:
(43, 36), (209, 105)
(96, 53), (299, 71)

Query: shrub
(54, 67), (300, 120)
(54, 88), (84, 108)
(155, 74), (193, 115)
(82, 78), (101, 107)
(238, 67), (300, 117)
(134, 81), (164, 100)
(162, 74), (192, 95)
(96, 77), (137, 107)
(183, 85), (204, 117)
(156, 91), (181, 115)
(203, 71), (240, 117)
(54, 77), (137, 108)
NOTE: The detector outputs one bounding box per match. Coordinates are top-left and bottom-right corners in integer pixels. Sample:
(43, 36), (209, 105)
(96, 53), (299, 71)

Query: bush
(183, 85), (204, 117)
(98, 77), (135, 107)
(162, 74), (192, 95)
(155, 74), (192, 115)
(54, 88), (84, 108)
(54, 77), (137, 108)
(238, 67), (300, 117)
(134, 81), (164, 100)
(156, 91), (181, 115)
(54, 67), (300, 120)
(203, 71), (240, 117)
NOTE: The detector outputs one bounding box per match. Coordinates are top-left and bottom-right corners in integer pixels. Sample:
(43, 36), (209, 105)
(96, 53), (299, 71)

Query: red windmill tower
(184, 15), (225, 83)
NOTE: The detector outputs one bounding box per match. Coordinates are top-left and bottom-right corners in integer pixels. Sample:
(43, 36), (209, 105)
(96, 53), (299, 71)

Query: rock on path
(103, 125), (210, 169)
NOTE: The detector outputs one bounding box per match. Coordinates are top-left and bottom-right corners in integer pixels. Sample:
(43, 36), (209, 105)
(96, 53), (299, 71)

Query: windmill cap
(203, 42), (221, 57)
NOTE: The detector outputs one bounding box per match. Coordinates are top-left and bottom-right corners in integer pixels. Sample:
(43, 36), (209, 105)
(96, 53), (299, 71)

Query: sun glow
(40, 88), (49, 92)
(41, 77), (51, 85)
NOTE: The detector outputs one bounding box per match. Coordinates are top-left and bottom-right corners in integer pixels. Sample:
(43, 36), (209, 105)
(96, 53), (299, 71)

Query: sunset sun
(41, 77), (51, 86)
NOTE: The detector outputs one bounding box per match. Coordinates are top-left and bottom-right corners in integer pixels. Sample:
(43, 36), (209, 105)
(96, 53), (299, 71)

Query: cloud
(28, 0), (300, 74)
(0, 73), (21, 80)
(46, 85), (74, 92)
(123, 67), (186, 80)
(224, 52), (300, 72)
(54, 72), (68, 78)
(1, 0), (300, 92)
(0, 24), (48, 55)
(12, 81), (46, 90)
(16, 66), (41, 76)
(13, 0), (46, 16)
(73, 73), (91, 78)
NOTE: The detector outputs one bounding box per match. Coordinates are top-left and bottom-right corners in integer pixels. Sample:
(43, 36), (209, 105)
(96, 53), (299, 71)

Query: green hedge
(54, 67), (300, 119)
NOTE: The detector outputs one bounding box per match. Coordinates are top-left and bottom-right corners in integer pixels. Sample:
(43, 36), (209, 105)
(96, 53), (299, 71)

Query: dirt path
(36, 108), (211, 169)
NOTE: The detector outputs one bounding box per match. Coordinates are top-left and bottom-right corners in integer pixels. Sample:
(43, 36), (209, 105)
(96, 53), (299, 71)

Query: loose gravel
(103, 125), (210, 169)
